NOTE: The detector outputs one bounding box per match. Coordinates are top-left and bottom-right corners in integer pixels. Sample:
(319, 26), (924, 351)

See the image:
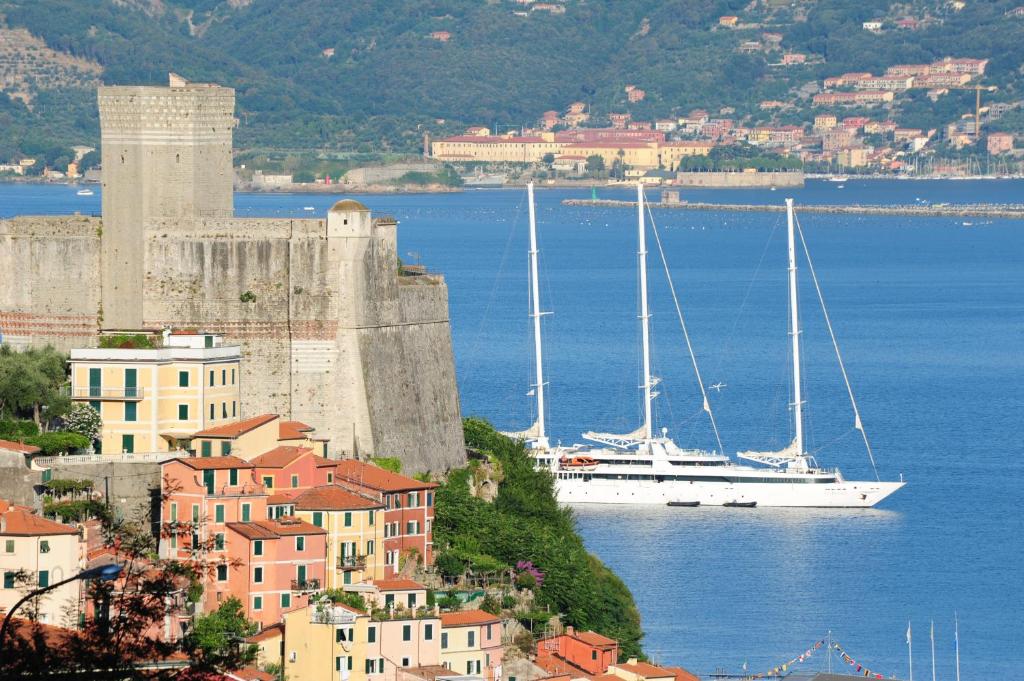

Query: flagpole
(930, 621), (936, 681)
(828, 630), (832, 674)
(907, 621), (913, 681)
(954, 613), (961, 681)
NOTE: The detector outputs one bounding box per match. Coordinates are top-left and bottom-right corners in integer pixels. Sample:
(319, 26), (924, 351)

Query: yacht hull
(554, 477), (904, 508)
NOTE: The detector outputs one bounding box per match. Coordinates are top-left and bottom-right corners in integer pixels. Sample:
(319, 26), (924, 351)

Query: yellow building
(431, 133), (561, 164)
(283, 601), (366, 681)
(0, 499), (85, 626)
(294, 486), (386, 587)
(68, 330), (241, 454)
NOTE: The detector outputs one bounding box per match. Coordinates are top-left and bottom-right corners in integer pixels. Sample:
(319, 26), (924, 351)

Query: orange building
(536, 626), (619, 676)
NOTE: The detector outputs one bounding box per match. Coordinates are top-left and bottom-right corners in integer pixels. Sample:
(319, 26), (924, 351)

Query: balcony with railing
(311, 605), (358, 626)
(336, 555), (367, 571)
(67, 386), (144, 401)
(291, 578), (321, 593)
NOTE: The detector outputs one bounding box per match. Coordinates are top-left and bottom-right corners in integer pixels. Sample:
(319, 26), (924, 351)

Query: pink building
(334, 460), (438, 576)
(225, 516), (326, 629)
(251, 445), (336, 493)
(988, 132), (1014, 155)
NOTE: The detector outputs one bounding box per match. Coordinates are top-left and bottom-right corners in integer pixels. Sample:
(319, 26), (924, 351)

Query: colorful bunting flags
(747, 639), (825, 678)
(829, 639), (889, 680)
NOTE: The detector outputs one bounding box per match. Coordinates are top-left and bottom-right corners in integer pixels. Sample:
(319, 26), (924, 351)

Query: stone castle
(0, 75), (464, 472)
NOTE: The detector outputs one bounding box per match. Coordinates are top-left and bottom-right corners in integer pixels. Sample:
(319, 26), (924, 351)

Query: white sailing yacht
(523, 186), (904, 507)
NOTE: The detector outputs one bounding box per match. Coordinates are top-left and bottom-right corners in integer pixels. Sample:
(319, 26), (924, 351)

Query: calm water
(3, 181), (1023, 677)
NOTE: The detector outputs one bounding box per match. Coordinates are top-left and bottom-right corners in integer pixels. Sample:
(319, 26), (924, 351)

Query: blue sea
(3, 180), (1022, 678)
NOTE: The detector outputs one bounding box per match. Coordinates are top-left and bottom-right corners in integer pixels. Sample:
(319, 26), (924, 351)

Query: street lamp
(0, 563), (122, 649)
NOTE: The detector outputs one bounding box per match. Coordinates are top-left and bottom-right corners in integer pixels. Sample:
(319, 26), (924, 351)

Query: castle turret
(97, 74), (236, 328)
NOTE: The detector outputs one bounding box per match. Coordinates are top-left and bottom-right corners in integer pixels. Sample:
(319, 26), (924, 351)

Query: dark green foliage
(3, 0), (1024, 154)
(292, 170), (315, 183)
(43, 497), (107, 523)
(98, 334), (155, 349)
(24, 431), (90, 455)
(324, 589), (368, 612)
(677, 144), (803, 171)
(436, 590), (462, 612)
(436, 418), (644, 660)
(395, 167), (463, 187)
(0, 345), (70, 427)
(370, 456), (402, 473)
(0, 419), (40, 439)
(184, 597), (259, 670)
(480, 593), (502, 615)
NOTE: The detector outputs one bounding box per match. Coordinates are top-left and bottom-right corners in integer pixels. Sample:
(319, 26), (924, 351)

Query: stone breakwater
(563, 199), (1024, 218)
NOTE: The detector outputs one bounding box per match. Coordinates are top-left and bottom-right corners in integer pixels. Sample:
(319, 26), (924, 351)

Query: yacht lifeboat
(559, 455), (599, 471)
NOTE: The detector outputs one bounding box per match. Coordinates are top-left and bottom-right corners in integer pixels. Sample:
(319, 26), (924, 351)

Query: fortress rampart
(0, 76), (463, 472)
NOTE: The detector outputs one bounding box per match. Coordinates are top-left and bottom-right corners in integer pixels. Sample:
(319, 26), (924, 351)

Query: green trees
(434, 418), (644, 660)
(0, 345), (70, 428)
(586, 154), (605, 174)
(62, 403), (102, 443)
(184, 597), (259, 669)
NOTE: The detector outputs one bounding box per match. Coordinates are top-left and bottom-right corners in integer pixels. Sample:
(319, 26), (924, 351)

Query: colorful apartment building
(439, 609), (503, 679)
(536, 626), (619, 676)
(68, 331), (241, 453)
(334, 460), (437, 576)
(293, 485), (386, 587)
(251, 445), (336, 492)
(225, 516), (326, 629)
(282, 597), (442, 681)
(0, 499), (85, 625)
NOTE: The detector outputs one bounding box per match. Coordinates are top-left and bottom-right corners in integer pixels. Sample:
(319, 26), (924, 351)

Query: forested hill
(2, 0), (1024, 157)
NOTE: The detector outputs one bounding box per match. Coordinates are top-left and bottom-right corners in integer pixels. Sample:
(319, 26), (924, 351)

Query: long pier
(562, 199), (1024, 218)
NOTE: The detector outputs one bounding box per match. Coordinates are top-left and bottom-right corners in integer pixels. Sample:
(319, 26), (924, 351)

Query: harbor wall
(674, 171), (805, 188)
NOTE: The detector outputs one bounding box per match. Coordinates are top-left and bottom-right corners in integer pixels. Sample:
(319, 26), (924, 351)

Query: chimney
(566, 625), (575, 636)
(628, 658), (639, 665)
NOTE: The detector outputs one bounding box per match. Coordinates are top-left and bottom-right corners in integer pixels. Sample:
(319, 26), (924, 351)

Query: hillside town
(429, 53), (1023, 180)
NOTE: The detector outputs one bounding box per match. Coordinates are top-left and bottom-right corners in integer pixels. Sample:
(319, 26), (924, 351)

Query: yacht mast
(638, 183), (654, 441)
(527, 182), (549, 449)
(786, 198), (806, 462)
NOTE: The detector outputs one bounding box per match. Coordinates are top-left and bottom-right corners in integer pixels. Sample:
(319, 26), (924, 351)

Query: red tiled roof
(335, 460), (438, 492)
(169, 455), (254, 470)
(664, 666), (700, 681)
(439, 609), (500, 627)
(439, 135), (549, 144)
(250, 446), (313, 468)
(193, 414), (279, 438)
(268, 490), (299, 504)
(575, 630), (618, 647)
(613, 662), (677, 678)
(227, 668), (276, 681)
(311, 455), (337, 468)
(0, 506), (79, 536)
(562, 142), (653, 149)
(279, 421), (314, 440)
(246, 623), (284, 644)
(227, 518), (325, 540)
(294, 484), (382, 511)
(0, 439), (41, 454)
(373, 578), (426, 591)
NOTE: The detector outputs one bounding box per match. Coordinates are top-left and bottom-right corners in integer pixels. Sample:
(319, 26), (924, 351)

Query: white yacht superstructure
(516, 186), (903, 508)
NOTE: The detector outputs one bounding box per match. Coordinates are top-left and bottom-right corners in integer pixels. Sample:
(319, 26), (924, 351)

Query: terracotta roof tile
(227, 518), (325, 540)
(372, 578), (426, 591)
(335, 460), (438, 492)
(279, 421), (314, 440)
(268, 490), (299, 504)
(294, 484), (383, 511)
(439, 609), (500, 627)
(575, 630), (618, 647)
(311, 455), (337, 468)
(169, 455), (254, 470)
(250, 446), (313, 468)
(663, 666), (700, 681)
(193, 414), (279, 438)
(1, 507), (79, 536)
(613, 662), (676, 678)
(0, 439), (41, 454)
(246, 623), (284, 644)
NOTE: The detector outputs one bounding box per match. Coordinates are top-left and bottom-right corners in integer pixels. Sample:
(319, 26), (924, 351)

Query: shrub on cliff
(435, 417), (644, 660)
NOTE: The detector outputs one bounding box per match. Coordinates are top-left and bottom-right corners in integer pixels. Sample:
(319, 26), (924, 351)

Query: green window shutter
(209, 403), (215, 419)
(291, 475), (298, 488)
(221, 441), (232, 456)
(263, 476), (274, 489)
(124, 401), (137, 422)
(441, 632), (448, 649)
(89, 368), (101, 397)
(209, 370), (215, 386)
(203, 470), (215, 494)
(253, 596), (262, 610)
(241, 503), (250, 522)
(216, 564), (227, 581)
(254, 567), (263, 583)
(3, 572), (15, 589)
(232, 401), (237, 417)
(121, 434), (134, 453)
(215, 505), (224, 523)
(38, 570), (49, 588)
(368, 510), (374, 525)
(231, 368), (236, 384)
(214, 533), (224, 550)
(178, 404), (189, 420)
(205, 335), (213, 348)
(402, 624), (411, 641)
(229, 468), (238, 486)
(468, 631), (475, 647)
(312, 512), (323, 527)
(89, 400), (101, 414)
(296, 536), (305, 551)
(253, 540), (263, 556)
(343, 571), (351, 585)
(42, 469), (52, 483)
(178, 370), (189, 387)
(124, 368), (137, 397)
(201, 441), (212, 457)
(281, 593), (291, 608)
(297, 565), (306, 583)
(368, 627), (376, 643)
(424, 623), (433, 640)
(408, 593), (416, 608)
(222, 369), (226, 385)
(344, 511), (352, 527)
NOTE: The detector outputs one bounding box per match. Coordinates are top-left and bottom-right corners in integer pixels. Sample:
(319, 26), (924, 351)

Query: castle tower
(97, 73), (235, 329)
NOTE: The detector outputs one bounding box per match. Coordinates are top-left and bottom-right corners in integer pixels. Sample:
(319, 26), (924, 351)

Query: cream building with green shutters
(68, 330), (241, 454)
